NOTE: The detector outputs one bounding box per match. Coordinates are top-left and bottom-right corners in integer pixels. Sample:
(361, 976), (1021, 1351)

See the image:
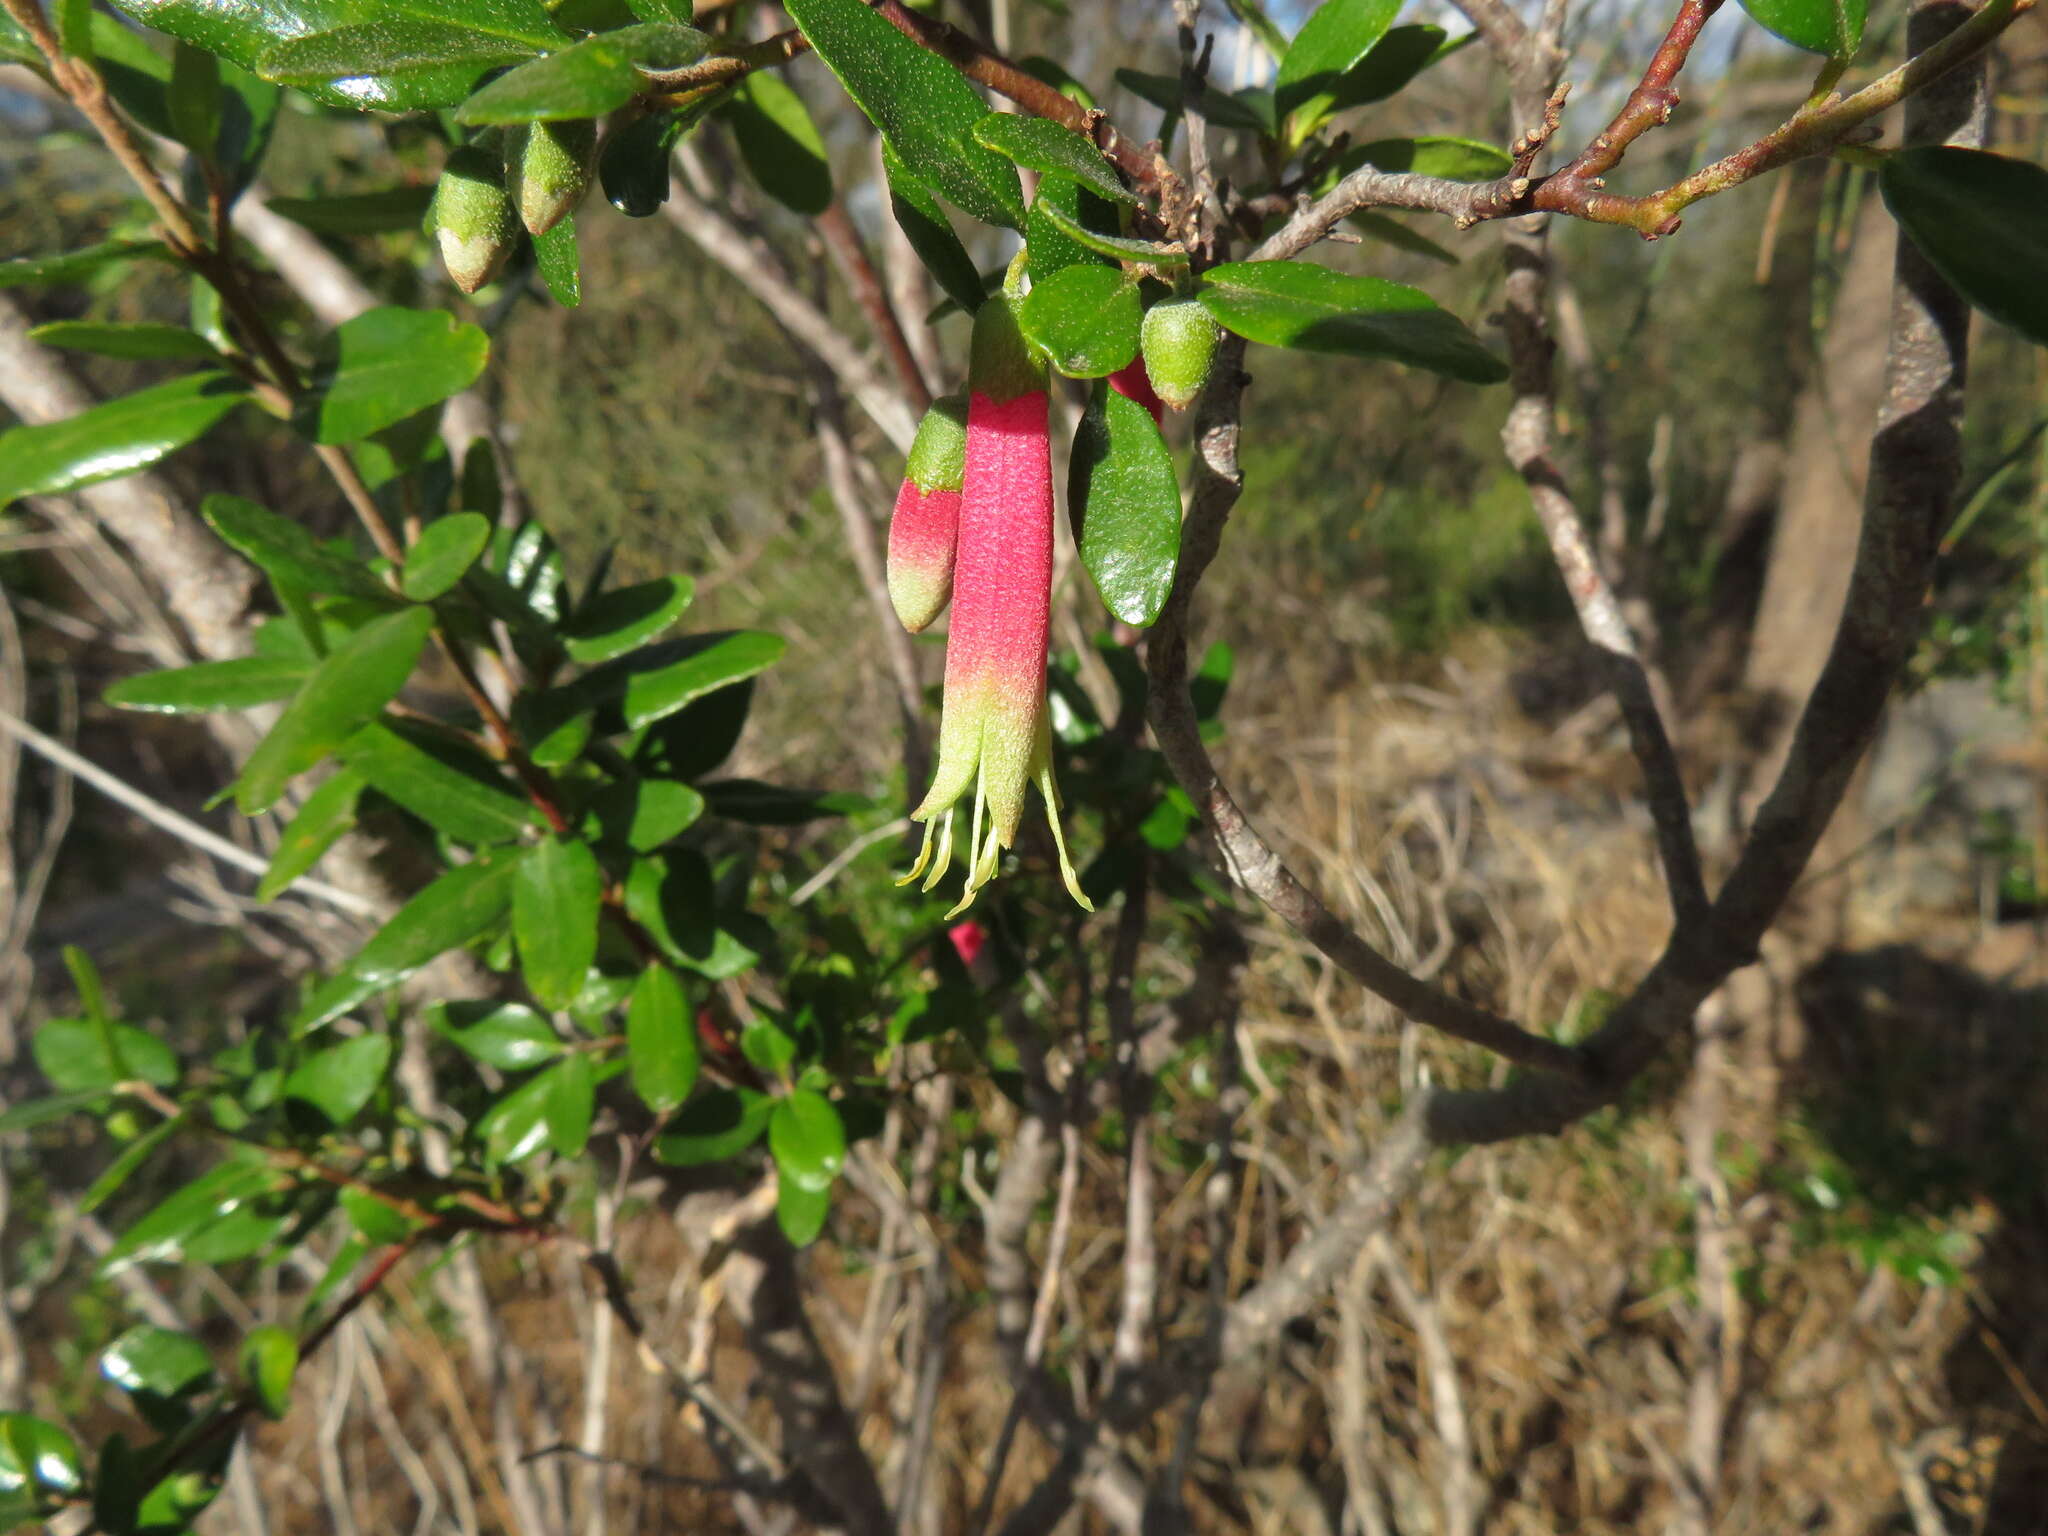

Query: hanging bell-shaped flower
(900, 294), (1090, 916)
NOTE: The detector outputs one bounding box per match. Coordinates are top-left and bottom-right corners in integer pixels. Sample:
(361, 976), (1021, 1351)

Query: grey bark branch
(1190, 0), (1992, 1387)
(1143, 339), (1585, 1078)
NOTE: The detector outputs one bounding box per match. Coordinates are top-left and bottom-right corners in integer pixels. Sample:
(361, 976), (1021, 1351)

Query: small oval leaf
(283, 1033), (392, 1125)
(105, 656), (309, 714)
(235, 606), (435, 815)
(1069, 382), (1181, 626)
(512, 836), (603, 1011)
(768, 1089), (845, 1192)
(1196, 259), (1506, 383)
(1020, 264), (1141, 378)
(401, 512), (491, 600)
(1881, 147), (2048, 349)
(972, 112), (1136, 204)
(626, 962), (697, 1114)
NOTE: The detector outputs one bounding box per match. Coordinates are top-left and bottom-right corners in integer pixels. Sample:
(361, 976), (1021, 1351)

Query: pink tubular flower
(1107, 358), (1166, 427)
(946, 919), (987, 968)
(887, 393), (968, 633)
(900, 294), (1091, 916)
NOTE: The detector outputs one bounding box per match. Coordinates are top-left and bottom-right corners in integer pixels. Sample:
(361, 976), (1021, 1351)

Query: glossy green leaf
(623, 851), (714, 964)
(100, 1159), (281, 1273)
(521, 696), (594, 766)
(434, 1000), (562, 1068)
(884, 146), (986, 314)
(1113, 68), (1271, 134)
(236, 607), (434, 815)
(1197, 260), (1506, 383)
(203, 493), (393, 601)
(212, 56), (283, 193)
(563, 575), (693, 664)
(27, 320), (220, 362)
(1881, 147), (2048, 348)
(295, 849), (520, 1030)
(544, 1051), (594, 1156)
(0, 1090), (105, 1132)
(80, 1116), (184, 1214)
(185, 1204), (296, 1266)
(698, 779), (865, 824)
(1020, 264), (1141, 378)
(576, 630), (786, 731)
(256, 22), (540, 105)
(342, 721), (536, 845)
(769, 1090), (844, 1192)
(0, 7), (38, 65)
(239, 1327), (298, 1420)
(105, 656), (309, 713)
(513, 837), (602, 1011)
(33, 1017), (178, 1092)
(296, 307), (488, 446)
(783, 0), (1024, 229)
(581, 777), (704, 849)
(740, 1019), (795, 1078)
(534, 212), (581, 306)
(600, 106), (684, 215)
(0, 239), (169, 290)
(1346, 210), (1459, 263)
(258, 766), (366, 901)
(266, 185), (436, 234)
(99, 1327), (216, 1400)
(653, 1086), (770, 1164)
(338, 1184), (419, 1242)
(1031, 195), (1189, 267)
(626, 962), (696, 1113)
(777, 1174), (830, 1245)
(635, 676), (754, 780)
(0, 372), (247, 509)
(477, 1072), (552, 1163)
(456, 25), (698, 123)
(0, 1414), (82, 1498)
(1025, 174), (1116, 280)
(972, 112), (1136, 204)
(681, 919), (763, 981)
(1276, 0), (1401, 125)
(169, 39), (222, 156)
(1349, 135), (1511, 182)
(1737, 0), (1864, 55)
(284, 1033), (391, 1124)
(727, 71), (833, 216)
(400, 512), (490, 600)
(1319, 23), (1449, 115)
(1069, 381), (1180, 626)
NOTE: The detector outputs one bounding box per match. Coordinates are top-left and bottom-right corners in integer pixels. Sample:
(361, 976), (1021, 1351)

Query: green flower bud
(905, 391), (968, 493)
(431, 142), (519, 295)
(1140, 296), (1219, 412)
(505, 119), (597, 238)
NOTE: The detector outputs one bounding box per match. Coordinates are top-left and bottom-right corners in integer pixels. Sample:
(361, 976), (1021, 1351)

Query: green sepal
(904, 392), (968, 492)
(967, 293), (1044, 404)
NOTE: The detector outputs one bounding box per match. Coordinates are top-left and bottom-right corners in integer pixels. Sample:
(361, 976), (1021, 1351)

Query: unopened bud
(431, 142), (519, 295)
(506, 119), (597, 237)
(888, 392), (968, 633)
(1140, 296), (1219, 412)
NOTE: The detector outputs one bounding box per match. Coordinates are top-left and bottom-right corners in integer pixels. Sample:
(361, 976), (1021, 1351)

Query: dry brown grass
(184, 566), (2045, 1536)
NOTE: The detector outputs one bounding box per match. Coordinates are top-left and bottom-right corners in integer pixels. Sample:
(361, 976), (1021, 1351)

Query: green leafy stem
(0, 0), (773, 1068)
